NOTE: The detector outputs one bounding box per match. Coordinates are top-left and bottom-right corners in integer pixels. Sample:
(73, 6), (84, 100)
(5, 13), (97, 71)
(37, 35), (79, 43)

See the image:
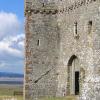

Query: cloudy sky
(0, 0), (24, 73)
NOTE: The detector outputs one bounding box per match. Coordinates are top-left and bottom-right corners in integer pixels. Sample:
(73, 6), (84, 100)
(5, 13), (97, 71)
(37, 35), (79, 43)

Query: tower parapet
(25, 0), (58, 15)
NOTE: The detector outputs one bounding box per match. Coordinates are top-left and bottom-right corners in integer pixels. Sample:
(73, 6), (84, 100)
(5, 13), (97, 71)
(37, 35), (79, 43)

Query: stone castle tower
(24, 0), (100, 100)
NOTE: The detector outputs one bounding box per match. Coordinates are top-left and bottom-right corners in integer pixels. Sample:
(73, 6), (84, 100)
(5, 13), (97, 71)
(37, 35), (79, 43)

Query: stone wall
(56, 0), (100, 99)
(25, 0), (60, 100)
(25, 0), (100, 100)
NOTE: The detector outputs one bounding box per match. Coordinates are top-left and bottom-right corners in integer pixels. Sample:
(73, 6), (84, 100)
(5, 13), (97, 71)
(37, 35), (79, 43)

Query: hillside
(0, 72), (24, 78)
(0, 72), (23, 85)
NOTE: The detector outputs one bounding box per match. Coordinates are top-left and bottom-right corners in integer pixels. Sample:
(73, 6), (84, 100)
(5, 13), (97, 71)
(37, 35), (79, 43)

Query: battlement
(25, 0), (58, 15)
(25, 0), (97, 15)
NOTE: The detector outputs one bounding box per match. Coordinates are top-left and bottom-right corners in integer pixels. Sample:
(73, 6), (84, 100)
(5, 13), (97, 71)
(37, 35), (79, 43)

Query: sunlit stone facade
(24, 0), (100, 100)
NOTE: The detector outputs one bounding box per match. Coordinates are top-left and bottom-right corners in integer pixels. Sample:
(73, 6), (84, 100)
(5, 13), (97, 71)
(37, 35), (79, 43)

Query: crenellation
(25, 0), (97, 15)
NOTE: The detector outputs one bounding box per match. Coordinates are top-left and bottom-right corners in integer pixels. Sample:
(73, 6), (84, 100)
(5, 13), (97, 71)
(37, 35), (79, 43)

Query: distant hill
(0, 72), (24, 78)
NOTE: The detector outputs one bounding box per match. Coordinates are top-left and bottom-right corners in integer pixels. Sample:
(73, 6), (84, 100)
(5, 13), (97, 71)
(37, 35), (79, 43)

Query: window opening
(75, 71), (79, 95)
(88, 21), (92, 34)
(74, 22), (78, 35)
(37, 39), (40, 46)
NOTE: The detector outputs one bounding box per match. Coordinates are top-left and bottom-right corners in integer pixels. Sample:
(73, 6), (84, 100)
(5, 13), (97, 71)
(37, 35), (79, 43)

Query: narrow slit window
(88, 21), (92, 34)
(74, 22), (78, 35)
(37, 39), (40, 46)
(42, 3), (44, 7)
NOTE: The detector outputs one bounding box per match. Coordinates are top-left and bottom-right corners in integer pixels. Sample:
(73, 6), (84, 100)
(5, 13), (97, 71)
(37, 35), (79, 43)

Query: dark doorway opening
(75, 71), (79, 95)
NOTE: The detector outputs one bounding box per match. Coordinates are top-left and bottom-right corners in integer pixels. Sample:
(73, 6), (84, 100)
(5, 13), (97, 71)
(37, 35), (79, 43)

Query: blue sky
(0, 0), (24, 74)
(0, 0), (24, 22)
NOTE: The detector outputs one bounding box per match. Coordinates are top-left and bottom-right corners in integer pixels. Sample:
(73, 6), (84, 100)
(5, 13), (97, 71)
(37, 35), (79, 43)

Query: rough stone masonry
(24, 0), (100, 100)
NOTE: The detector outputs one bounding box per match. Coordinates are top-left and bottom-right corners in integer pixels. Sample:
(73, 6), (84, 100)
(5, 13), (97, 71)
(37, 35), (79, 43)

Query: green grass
(0, 84), (23, 100)
(0, 84), (78, 100)
(0, 84), (23, 96)
(39, 96), (77, 100)
(0, 96), (23, 100)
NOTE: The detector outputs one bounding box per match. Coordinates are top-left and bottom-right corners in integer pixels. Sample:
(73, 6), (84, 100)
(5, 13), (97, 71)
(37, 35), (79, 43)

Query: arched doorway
(67, 55), (80, 95)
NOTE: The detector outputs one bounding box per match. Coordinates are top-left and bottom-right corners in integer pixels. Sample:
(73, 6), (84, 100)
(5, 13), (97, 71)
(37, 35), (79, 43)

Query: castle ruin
(24, 0), (100, 100)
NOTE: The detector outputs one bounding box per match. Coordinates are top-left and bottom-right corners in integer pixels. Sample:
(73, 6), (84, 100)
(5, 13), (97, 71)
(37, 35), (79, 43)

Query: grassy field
(0, 96), (23, 100)
(39, 96), (78, 100)
(0, 84), (23, 100)
(0, 84), (23, 96)
(0, 84), (78, 100)
(0, 96), (75, 100)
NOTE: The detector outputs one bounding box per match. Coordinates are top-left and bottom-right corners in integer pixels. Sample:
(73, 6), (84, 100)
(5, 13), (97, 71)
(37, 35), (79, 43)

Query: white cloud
(0, 11), (24, 73)
(0, 62), (6, 68)
(0, 34), (25, 58)
(18, 41), (24, 47)
(0, 11), (20, 40)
